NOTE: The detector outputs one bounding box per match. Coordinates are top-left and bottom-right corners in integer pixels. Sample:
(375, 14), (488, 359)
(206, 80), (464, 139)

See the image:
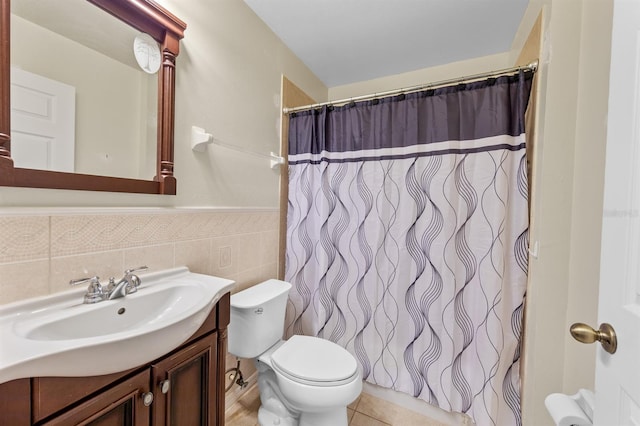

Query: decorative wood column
(0, 0), (9, 158)
(216, 292), (231, 425)
(158, 41), (179, 195)
(0, 0), (14, 186)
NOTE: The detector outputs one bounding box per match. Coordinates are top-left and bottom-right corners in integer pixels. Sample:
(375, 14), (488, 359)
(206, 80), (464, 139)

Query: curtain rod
(283, 60), (538, 114)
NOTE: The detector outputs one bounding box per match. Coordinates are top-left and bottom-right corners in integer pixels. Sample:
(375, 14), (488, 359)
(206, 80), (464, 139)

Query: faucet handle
(125, 266), (148, 275)
(105, 277), (117, 292)
(69, 276), (101, 288)
(69, 276), (104, 304)
(122, 266), (148, 294)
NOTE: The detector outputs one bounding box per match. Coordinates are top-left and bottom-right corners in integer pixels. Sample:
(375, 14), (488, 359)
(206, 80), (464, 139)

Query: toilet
(228, 279), (362, 426)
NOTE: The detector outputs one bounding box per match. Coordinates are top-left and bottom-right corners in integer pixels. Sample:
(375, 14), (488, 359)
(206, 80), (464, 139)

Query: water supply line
(225, 358), (249, 392)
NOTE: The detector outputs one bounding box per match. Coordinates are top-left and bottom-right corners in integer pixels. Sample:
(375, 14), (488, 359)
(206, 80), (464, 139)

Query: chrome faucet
(106, 266), (148, 300)
(69, 266), (149, 304)
(69, 276), (104, 304)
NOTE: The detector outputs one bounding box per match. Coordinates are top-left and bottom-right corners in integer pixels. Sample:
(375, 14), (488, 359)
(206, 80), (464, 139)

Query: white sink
(0, 267), (235, 384)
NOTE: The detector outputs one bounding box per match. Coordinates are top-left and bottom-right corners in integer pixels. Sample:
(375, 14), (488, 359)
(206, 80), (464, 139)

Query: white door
(593, 0), (640, 423)
(10, 67), (75, 172)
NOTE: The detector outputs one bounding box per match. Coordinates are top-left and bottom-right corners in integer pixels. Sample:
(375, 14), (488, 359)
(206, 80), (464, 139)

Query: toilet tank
(228, 279), (292, 359)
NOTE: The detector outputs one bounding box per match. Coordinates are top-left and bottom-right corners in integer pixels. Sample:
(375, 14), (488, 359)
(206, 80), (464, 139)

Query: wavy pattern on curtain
(285, 71), (533, 425)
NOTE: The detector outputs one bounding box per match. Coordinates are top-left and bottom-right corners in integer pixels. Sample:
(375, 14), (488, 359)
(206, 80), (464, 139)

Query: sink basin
(0, 267), (235, 384)
(16, 283), (206, 341)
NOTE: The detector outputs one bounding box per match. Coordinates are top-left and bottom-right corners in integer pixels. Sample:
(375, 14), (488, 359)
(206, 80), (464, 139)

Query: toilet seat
(270, 335), (358, 387)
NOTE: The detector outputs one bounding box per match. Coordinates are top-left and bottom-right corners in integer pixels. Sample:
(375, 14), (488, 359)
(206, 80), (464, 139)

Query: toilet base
(258, 403), (348, 426)
(258, 406), (298, 426)
(257, 365), (298, 426)
(255, 361), (349, 426)
(299, 408), (348, 426)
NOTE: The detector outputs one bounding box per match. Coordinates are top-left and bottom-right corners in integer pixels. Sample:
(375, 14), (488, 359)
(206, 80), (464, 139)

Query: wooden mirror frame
(0, 0), (186, 194)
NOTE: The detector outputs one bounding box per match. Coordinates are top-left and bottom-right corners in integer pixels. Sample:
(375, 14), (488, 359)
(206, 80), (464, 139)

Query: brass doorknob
(570, 322), (617, 354)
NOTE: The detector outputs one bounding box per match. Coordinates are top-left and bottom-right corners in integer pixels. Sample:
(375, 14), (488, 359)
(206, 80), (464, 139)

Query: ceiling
(243, 0), (530, 87)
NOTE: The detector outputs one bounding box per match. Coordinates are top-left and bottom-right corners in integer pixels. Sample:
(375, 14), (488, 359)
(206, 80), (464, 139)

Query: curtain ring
(424, 84), (435, 97)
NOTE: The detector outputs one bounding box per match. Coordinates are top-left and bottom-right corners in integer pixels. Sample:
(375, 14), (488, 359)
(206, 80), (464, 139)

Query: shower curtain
(285, 71), (533, 425)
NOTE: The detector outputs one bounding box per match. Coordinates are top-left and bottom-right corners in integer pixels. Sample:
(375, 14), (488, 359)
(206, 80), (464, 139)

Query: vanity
(0, 268), (234, 425)
(0, 304), (226, 425)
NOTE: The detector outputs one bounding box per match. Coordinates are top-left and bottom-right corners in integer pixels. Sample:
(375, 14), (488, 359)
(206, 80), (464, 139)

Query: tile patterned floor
(225, 385), (450, 425)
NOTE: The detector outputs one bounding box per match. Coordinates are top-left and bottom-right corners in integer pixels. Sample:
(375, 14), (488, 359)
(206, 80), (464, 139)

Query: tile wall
(0, 208), (279, 305)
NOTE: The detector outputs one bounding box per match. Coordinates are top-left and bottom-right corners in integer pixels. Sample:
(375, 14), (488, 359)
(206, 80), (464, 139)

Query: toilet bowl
(228, 279), (362, 426)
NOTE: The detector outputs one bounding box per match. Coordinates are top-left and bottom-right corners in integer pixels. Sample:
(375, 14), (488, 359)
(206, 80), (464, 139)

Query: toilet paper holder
(545, 389), (594, 426)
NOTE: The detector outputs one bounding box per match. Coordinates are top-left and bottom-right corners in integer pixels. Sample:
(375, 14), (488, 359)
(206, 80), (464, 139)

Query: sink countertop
(0, 267), (235, 384)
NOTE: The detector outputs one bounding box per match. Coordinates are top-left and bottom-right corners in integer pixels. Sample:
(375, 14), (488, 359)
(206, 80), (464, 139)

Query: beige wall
(158, 0), (327, 208)
(563, 0), (612, 396)
(513, 0), (613, 425)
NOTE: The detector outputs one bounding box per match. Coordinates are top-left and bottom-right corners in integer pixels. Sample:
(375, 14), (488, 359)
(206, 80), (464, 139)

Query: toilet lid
(271, 335), (357, 384)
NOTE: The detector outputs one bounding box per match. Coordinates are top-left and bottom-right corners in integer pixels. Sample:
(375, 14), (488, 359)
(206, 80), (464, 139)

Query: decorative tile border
(0, 209), (280, 305)
(50, 211), (279, 257)
(0, 216), (49, 263)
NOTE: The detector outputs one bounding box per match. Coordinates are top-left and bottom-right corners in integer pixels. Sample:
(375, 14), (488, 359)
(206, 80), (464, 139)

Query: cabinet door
(151, 333), (218, 426)
(42, 370), (151, 426)
(32, 368), (135, 423)
(0, 379), (30, 426)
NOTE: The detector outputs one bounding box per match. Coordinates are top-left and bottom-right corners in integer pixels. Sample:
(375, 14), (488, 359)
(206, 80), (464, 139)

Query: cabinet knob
(160, 379), (171, 394)
(142, 391), (154, 406)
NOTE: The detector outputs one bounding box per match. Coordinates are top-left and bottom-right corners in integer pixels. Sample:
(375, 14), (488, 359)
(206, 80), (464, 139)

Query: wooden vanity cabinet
(0, 293), (230, 426)
(0, 378), (30, 425)
(151, 333), (217, 426)
(41, 369), (151, 426)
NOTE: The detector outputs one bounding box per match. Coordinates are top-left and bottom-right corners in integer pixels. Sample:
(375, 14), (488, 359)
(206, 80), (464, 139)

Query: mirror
(11, 0), (158, 180)
(0, 0), (186, 194)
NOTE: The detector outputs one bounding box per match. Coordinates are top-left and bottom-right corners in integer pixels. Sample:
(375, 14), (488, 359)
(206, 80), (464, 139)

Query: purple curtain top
(288, 71), (534, 160)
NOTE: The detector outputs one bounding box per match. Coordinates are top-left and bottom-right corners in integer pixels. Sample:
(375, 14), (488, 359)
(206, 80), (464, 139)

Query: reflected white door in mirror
(10, 67), (75, 172)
